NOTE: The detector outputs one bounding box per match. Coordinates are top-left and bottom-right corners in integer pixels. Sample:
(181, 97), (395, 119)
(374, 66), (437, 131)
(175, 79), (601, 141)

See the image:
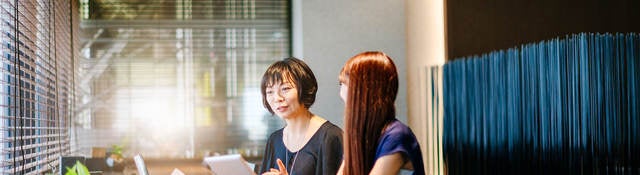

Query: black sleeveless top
(260, 122), (343, 175)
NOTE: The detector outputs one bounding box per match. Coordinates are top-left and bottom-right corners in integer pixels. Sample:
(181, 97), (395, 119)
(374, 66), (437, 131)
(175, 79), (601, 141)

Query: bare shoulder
(311, 115), (327, 125)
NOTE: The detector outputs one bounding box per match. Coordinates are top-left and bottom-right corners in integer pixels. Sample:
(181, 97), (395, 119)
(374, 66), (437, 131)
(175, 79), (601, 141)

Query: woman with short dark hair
(260, 57), (343, 175)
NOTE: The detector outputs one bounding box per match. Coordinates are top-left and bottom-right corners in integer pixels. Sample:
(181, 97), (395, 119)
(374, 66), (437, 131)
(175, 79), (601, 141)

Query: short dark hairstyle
(260, 57), (318, 114)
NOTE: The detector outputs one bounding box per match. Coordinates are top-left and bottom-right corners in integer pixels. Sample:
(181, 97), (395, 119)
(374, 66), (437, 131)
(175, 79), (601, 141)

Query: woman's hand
(262, 159), (288, 175)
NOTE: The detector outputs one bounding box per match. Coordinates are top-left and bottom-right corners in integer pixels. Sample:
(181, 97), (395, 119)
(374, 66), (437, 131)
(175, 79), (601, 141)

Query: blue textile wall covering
(443, 33), (639, 174)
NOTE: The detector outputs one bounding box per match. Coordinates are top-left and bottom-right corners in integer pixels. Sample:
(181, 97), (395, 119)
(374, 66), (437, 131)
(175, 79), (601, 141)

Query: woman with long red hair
(337, 51), (424, 175)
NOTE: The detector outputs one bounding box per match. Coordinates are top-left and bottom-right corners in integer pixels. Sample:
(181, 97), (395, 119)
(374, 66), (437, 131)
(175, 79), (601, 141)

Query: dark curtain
(443, 33), (639, 174)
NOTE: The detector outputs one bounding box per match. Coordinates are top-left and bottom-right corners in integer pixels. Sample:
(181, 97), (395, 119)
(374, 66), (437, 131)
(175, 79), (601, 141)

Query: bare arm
(338, 153), (410, 175)
(336, 161), (344, 175)
(368, 153), (405, 175)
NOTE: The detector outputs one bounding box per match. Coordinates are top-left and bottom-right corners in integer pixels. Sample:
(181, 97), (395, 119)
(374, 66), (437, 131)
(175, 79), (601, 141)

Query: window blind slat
(0, 0), (72, 174)
(76, 0), (290, 159)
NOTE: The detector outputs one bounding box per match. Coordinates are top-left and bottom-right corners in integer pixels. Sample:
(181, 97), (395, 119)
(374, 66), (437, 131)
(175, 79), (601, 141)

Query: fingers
(276, 159), (288, 175)
(261, 159), (289, 175)
(262, 168), (279, 175)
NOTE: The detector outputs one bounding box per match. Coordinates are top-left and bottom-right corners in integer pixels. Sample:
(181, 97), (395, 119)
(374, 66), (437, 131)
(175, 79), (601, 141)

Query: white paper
(171, 168), (186, 175)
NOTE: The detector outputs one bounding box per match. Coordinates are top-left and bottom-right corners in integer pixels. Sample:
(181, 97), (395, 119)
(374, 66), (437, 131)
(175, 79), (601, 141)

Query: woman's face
(339, 81), (348, 102)
(266, 80), (305, 119)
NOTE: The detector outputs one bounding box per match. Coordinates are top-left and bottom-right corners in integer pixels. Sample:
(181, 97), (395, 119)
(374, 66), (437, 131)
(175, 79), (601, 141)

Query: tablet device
(203, 154), (256, 175)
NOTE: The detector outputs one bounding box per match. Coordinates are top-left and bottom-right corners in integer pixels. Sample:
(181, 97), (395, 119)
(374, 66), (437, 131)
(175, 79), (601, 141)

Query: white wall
(407, 0), (446, 174)
(296, 0), (407, 127)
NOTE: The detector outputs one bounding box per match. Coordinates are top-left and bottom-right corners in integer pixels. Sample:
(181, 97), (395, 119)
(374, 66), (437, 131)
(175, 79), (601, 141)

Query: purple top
(375, 119), (425, 175)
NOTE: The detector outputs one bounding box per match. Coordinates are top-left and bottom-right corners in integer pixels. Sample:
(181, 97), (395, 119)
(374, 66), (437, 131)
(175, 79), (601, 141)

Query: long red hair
(339, 51), (398, 175)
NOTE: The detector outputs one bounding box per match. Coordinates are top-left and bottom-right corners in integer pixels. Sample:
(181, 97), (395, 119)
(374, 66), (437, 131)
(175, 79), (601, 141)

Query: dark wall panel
(446, 0), (640, 60)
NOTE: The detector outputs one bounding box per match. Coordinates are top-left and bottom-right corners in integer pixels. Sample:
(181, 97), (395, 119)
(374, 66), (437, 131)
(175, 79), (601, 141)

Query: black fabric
(260, 122), (343, 175)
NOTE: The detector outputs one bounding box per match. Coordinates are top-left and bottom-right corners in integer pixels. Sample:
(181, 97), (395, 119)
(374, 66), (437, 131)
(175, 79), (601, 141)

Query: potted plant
(64, 161), (90, 175)
(107, 144), (126, 171)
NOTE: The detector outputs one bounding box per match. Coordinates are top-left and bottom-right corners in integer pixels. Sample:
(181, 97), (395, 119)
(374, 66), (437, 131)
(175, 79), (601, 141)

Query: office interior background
(0, 0), (638, 174)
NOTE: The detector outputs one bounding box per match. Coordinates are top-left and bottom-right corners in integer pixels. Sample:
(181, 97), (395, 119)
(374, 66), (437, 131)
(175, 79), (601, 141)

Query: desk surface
(102, 159), (213, 175)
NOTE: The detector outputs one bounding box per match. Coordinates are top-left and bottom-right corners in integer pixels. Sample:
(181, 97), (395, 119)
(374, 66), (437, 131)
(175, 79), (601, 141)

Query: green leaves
(64, 161), (90, 175)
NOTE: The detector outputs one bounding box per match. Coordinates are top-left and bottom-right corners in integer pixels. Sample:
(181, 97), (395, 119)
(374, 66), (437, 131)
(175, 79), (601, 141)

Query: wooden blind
(0, 0), (74, 174)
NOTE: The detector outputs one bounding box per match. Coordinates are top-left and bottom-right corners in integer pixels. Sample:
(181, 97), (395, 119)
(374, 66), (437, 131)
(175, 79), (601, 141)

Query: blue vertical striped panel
(442, 33), (639, 174)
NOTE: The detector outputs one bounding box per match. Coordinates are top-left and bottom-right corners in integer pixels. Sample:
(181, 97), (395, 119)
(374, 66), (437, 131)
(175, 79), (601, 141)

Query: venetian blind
(0, 0), (74, 174)
(76, 0), (289, 159)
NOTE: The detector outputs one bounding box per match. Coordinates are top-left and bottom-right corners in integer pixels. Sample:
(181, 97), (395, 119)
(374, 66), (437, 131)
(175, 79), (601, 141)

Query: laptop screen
(134, 154), (150, 175)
